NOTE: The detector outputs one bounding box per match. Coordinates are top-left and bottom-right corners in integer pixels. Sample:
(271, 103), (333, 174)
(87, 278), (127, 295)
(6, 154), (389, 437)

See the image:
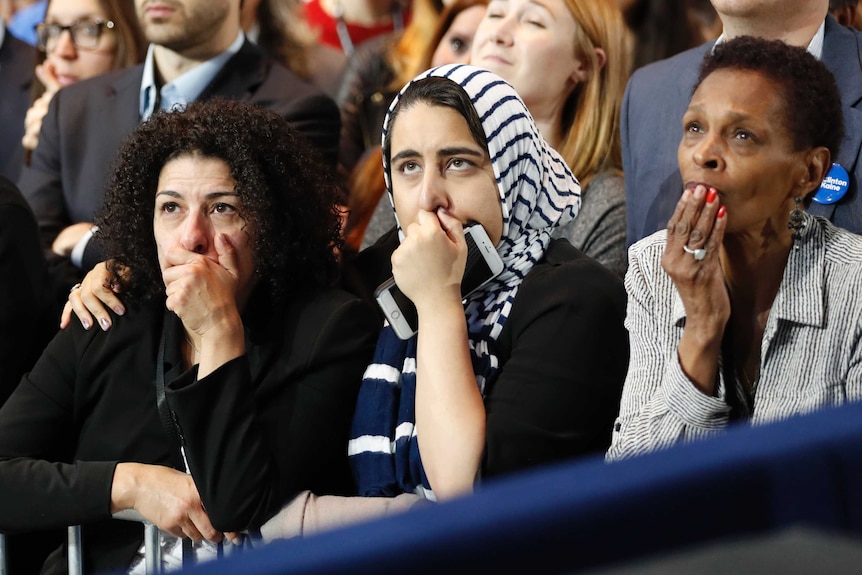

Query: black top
(0, 285), (378, 574)
(486, 238), (629, 474)
(0, 174), (54, 407)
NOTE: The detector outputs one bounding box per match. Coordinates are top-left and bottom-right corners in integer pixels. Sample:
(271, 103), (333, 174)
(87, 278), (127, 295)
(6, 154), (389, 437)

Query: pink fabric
(259, 491), (427, 542)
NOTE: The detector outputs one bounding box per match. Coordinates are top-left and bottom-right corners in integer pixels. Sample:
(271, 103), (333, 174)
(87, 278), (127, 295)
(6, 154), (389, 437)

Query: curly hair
(97, 99), (342, 301)
(695, 36), (845, 158)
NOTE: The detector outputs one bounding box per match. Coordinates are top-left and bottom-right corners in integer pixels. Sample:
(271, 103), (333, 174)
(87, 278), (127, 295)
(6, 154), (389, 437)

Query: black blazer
(0, 30), (34, 183)
(18, 39), (341, 281)
(0, 285), (378, 574)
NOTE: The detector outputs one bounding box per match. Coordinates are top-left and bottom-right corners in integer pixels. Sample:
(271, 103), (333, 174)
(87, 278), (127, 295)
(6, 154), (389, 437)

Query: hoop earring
(788, 196), (805, 250)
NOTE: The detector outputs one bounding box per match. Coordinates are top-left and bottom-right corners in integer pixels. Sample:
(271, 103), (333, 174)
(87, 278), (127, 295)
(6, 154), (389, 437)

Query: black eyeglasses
(35, 19), (115, 53)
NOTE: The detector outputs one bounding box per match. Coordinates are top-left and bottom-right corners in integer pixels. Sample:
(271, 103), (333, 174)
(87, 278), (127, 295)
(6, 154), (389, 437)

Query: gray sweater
(553, 170), (627, 277)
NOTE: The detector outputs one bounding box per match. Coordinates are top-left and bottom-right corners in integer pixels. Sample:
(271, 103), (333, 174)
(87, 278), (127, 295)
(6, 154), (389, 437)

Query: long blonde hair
(558, 0), (632, 188)
(388, 0), (446, 90)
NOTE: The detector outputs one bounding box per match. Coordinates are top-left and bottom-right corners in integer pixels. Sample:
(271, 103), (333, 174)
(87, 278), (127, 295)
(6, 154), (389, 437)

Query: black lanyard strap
(156, 321), (186, 466)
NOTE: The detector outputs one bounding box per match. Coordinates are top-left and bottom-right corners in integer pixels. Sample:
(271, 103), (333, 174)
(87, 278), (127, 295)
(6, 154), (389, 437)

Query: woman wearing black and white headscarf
(348, 64), (629, 502)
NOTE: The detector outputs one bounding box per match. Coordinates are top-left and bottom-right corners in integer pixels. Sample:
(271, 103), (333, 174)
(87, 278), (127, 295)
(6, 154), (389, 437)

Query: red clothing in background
(303, 0), (412, 53)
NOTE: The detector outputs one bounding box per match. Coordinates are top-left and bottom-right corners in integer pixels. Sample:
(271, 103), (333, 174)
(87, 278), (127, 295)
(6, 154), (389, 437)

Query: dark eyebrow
(390, 149), (421, 164)
(45, 14), (103, 24)
(390, 147), (485, 164)
(156, 191), (239, 200)
(685, 104), (754, 124)
(723, 111), (755, 124)
(438, 147), (485, 159)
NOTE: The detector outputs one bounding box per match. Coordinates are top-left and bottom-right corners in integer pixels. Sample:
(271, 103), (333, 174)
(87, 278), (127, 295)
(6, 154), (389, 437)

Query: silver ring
(69, 283), (82, 292)
(682, 245), (707, 261)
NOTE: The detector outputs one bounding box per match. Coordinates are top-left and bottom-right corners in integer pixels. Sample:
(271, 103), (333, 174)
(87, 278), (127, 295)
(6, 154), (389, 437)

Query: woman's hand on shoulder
(392, 208), (466, 312)
(61, 261), (127, 330)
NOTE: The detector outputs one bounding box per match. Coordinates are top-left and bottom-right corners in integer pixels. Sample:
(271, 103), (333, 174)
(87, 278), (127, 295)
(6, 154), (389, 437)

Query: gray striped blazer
(608, 213), (862, 460)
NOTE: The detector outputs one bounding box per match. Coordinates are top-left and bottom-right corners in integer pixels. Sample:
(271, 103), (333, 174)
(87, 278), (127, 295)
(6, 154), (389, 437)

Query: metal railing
(1, 511), (180, 575)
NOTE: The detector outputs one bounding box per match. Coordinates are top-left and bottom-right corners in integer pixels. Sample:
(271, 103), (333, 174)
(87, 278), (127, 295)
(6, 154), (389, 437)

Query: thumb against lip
(436, 208), (464, 241)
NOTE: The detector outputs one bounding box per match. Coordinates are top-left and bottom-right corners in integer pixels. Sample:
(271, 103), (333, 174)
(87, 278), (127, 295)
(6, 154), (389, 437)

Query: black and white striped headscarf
(349, 65), (581, 499)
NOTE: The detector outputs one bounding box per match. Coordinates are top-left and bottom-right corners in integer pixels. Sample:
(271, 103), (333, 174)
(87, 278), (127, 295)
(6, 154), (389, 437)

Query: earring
(788, 196), (805, 250)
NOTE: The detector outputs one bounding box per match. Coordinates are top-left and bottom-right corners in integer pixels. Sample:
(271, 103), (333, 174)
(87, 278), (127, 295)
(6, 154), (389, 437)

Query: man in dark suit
(623, 0), (862, 245)
(18, 0), (340, 294)
(0, 21), (35, 183)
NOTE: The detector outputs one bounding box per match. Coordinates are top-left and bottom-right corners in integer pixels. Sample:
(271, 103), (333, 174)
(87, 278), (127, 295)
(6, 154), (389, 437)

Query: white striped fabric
(607, 213), (862, 461)
(348, 435), (395, 455)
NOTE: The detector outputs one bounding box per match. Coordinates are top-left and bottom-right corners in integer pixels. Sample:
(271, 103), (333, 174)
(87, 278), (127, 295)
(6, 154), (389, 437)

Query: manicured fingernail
(81, 318), (91, 330)
(706, 188), (717, 204)
(114, 306), (125, 316)
(717, 205), (727, 219)
(100, 318), (110, 331)
(693, 185), (705, 199)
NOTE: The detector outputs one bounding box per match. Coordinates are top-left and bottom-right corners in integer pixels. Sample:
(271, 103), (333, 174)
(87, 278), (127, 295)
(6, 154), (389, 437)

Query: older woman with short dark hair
(608, 36), (862, 460)
(0, 99), (379, 574)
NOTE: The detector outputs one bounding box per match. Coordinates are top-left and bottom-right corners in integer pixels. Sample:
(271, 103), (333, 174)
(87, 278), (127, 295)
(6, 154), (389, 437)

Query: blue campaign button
(812, 163), (850, 205)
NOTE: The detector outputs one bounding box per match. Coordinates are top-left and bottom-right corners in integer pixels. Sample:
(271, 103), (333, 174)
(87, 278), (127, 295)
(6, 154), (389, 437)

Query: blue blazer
(623, 15), (862, 245)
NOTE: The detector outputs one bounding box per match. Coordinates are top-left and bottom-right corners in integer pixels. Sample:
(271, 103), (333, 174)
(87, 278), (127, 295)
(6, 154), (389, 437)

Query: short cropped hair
(695, 36), (844, 158)
(97, 99), (342, 301)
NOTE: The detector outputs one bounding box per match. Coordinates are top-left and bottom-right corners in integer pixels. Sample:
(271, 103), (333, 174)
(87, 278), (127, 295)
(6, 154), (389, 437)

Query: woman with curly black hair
(0, 99), (379, 574)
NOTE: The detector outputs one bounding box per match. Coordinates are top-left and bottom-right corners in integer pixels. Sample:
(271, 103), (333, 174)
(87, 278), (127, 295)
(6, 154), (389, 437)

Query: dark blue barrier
(185, 401), (862, 575)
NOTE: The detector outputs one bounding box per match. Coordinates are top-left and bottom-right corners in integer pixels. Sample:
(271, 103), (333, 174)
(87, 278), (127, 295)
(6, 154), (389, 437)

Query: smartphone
(374, 223), (505, 340)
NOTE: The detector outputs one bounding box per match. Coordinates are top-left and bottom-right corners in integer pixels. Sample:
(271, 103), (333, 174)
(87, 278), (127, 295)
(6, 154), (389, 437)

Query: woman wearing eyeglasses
(22, 0), (145, 156)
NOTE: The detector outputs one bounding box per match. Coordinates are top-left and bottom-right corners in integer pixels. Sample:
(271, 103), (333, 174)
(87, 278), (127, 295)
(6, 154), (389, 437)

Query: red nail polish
(717, 205), (726, 219)
(706, 188), (717, 204)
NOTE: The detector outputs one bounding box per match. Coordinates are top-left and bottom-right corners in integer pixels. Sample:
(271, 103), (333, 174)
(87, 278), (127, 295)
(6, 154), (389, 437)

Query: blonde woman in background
(472, 0), (632, 276)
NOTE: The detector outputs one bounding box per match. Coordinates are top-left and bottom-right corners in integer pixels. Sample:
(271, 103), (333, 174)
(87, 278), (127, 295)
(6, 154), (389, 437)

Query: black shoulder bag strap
(156, 325), (184, 458)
